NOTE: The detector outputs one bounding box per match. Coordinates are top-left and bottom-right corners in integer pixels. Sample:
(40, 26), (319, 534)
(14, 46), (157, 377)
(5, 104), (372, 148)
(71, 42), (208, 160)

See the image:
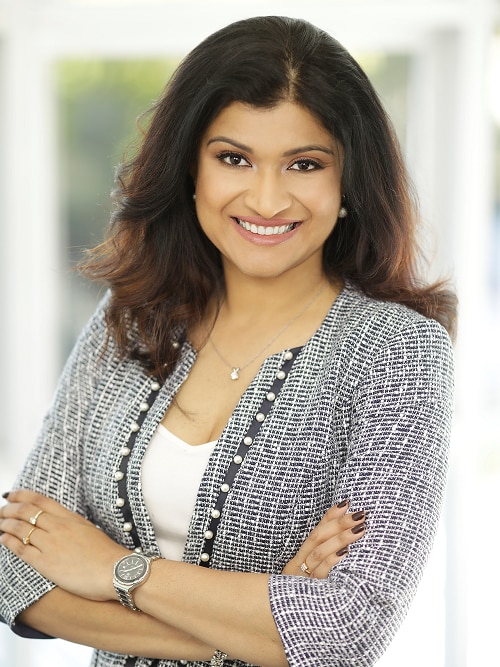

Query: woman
(0, 16), (455, 667)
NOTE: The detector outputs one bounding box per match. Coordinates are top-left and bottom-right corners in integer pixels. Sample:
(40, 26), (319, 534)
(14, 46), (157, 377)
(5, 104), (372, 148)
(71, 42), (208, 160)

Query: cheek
(194, 179), (232, 245)
(295, 175), (341, 214)
(305, 191), (342, 225)
(196, 172), (237, 213)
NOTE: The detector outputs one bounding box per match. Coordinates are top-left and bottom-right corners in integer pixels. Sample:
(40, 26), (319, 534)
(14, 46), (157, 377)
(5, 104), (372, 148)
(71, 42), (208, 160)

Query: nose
(244, 168), (293, 219)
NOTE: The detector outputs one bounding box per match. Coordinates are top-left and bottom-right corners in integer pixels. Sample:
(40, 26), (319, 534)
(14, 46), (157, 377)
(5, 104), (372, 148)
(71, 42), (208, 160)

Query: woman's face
(194, 101), (344, 282)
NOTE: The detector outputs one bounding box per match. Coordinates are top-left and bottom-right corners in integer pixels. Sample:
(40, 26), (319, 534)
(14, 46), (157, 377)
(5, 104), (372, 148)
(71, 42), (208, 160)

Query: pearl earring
(338, 206), (347, 218)
(192, 193), (196, 201)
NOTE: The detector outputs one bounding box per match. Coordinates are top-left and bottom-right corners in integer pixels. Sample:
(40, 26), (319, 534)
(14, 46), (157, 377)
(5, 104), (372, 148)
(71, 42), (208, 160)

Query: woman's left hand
(282, 502), (366, 578)
(0, 490), (128, 601)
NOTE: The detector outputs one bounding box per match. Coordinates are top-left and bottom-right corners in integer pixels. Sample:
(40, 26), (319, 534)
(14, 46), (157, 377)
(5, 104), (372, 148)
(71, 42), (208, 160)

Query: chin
(233, 261), (301, 281)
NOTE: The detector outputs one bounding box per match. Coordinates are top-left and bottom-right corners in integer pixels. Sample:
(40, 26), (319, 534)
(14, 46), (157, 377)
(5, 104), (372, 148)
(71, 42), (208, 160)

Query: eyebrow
(206, 136), (335, 157)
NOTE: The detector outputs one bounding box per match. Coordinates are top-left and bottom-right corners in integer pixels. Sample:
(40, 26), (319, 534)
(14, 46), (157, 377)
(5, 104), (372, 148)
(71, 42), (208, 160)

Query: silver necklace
(209, 282), (328, 380)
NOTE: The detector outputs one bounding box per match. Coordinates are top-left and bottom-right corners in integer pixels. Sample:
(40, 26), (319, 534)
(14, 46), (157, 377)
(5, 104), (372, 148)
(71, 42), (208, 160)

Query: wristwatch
(113, 551), (159, 611)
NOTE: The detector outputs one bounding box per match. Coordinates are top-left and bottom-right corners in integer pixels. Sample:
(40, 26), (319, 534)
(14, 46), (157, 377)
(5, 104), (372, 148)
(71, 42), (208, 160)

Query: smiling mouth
(234, 218), (299, 236)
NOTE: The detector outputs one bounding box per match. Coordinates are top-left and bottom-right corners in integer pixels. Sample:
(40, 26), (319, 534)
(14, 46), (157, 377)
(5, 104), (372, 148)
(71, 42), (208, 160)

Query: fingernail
(336, 546), (349, 557)
(352, 510), (365, 521)
(336, 499), (349, 508)
(2, 492), (9, 499)
(351, 523), (366, 534)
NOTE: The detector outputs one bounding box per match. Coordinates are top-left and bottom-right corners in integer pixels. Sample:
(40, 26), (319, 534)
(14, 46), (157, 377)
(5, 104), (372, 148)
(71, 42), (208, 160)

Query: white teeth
(236, 219), (295, 235)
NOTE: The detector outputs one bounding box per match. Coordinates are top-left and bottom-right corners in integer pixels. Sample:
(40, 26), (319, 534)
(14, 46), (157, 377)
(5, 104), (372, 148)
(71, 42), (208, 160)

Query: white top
(141, 424), (218, 560)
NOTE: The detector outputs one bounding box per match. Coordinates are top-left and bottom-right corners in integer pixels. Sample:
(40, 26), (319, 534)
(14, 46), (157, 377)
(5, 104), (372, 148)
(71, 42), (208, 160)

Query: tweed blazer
(0, 283), (454, 667)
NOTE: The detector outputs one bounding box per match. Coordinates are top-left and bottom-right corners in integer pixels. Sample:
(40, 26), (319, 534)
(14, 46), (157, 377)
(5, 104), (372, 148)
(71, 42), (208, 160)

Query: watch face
(115, 555), (148, 583)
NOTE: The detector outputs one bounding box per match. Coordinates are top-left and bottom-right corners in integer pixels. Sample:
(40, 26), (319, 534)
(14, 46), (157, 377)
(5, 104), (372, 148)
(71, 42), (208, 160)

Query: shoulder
(69, 291), (113, 358)
(57, 290), (120, 389)
(333, 282), (453, 355)
(315, 284), (454, 400)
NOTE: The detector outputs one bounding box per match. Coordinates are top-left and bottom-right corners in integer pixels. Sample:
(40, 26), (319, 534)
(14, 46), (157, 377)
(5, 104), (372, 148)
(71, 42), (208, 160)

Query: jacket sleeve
(268, 317), (454, 666)
(0, 294), (113, 634)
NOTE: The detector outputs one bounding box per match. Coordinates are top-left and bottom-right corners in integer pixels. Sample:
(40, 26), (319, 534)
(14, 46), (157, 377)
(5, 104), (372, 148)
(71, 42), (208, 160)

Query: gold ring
(300, 561), (312, 576)
(29, 509), (44, 526)
(23, 526), (36, 545)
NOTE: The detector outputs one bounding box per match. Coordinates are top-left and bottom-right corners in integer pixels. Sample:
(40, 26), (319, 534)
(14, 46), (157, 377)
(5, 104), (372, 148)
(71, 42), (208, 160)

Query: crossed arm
(0, 491), (366, 665)
(0, 313), (453, 665)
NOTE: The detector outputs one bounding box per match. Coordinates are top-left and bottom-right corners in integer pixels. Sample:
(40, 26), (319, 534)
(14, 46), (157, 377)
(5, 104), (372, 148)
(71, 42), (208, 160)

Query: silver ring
(300, 561), (312, 576)
(23, 526), (36, 545)
(210, 649), (227, 666)
(29, 509), (44, 526)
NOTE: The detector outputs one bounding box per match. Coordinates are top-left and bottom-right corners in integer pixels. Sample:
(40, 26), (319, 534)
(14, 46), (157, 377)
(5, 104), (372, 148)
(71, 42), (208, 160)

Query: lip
(231, 216), (302, 245)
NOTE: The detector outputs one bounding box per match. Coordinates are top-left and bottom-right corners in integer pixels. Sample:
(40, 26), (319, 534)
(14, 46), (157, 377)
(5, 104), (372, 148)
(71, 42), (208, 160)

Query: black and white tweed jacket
(0, 283), (454, 667)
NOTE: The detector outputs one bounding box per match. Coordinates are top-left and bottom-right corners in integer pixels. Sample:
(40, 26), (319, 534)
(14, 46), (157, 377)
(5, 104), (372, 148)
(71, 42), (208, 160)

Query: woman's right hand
(282, 501), (366, 578)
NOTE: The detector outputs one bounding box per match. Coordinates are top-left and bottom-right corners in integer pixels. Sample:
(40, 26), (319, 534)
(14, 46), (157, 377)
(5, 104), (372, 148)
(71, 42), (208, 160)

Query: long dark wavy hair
(82, 16), (457, 378)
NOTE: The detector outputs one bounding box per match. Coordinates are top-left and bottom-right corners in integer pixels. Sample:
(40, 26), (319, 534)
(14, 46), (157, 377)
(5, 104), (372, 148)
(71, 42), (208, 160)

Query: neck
(191, 265), (343, 361)
(219, 266), (334, 323)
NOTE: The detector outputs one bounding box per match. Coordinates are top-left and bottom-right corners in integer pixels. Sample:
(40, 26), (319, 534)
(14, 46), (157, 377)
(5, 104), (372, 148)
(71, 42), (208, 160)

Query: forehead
(201, 101), (337, 152)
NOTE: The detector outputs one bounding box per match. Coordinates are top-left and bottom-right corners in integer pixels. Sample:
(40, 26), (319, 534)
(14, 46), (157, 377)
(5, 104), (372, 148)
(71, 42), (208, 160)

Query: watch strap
(114, 586), (139, 611)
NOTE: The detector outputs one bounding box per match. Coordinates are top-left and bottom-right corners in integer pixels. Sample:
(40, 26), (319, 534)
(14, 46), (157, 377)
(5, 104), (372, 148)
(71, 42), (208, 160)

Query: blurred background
(0, 0), (498, 665)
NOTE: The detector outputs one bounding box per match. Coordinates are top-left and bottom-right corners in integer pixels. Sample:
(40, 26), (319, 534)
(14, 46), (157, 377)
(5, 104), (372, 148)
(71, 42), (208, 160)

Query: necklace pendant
(230, 367), (240, 381)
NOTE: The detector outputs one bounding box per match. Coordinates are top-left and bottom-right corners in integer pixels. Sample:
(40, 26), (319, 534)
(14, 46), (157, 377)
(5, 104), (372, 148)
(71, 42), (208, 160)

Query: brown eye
(217, 152), (251, 167)
(289, 159), (322, 171)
